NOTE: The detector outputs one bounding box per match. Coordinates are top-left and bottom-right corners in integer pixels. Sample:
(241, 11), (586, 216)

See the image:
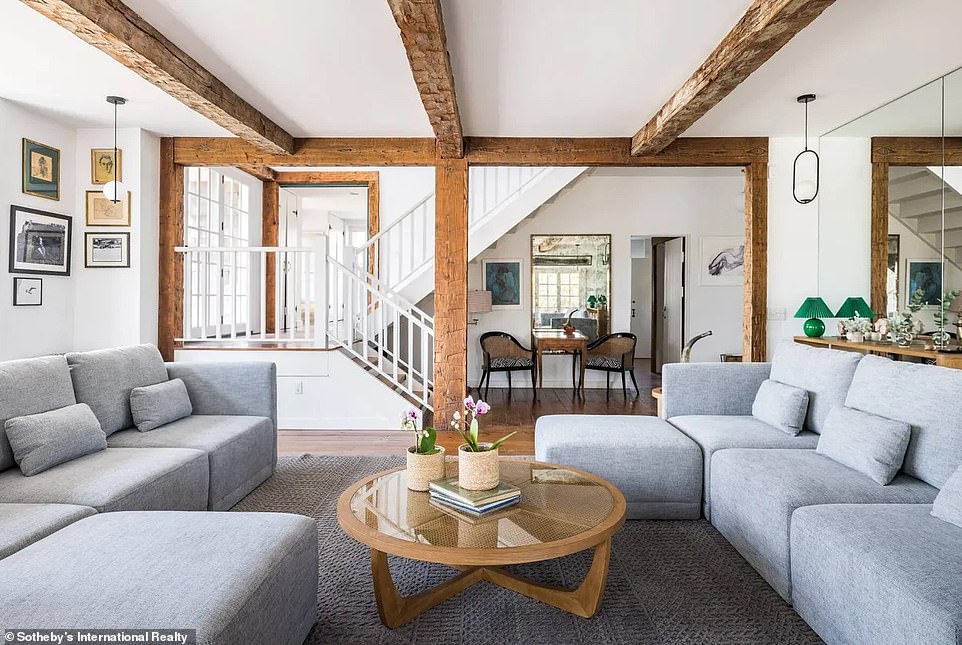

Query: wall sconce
(467, 290), (492, 325)
(793, 93), (819, 205)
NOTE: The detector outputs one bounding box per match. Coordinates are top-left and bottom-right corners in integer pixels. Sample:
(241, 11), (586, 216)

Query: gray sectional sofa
(0, 345), (317, 645)
(536, 341), (962, 644)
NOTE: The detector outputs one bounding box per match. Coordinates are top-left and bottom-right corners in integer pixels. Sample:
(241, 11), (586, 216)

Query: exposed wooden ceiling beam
(172, 137), (438, 167)
(388, 0), (463, 159)
(630, 0), (835, 156)
(274, 171), (379, 185)
(236, 164), (277, 182)
(465, 137), (767, 166)
(21, 0), (294, 155)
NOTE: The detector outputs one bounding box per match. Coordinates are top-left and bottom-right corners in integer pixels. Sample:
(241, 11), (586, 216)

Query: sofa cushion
(768, 341), (862, 433)
(66, 345), (168, 436)
(667, 415), (819, 518)
(535, 415), (702, 519)
(932, 464), (962, 529)
(0, 447), (208, 512)
(792, 504), (962, 645)
(130, 378), (192, 432)
(816, 406), (911, 485)
(751, 379), (809, 436)
(0, 355), (77, 472)
(0, 511), (318, 645)
(107, 415), (274, 510)
(710, 448), (937, 602)
(6, 403), (107, 476)
(845, 354), (962, 488)
(0, 503), (96, 560)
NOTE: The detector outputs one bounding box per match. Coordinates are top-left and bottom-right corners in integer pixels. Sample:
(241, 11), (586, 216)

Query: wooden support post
(263, 180), (279, 335)
(744, 162), (768, 362)
(158, 137), (184, 361)
(434, 158), (468, 428)
(870, 162), (889, 317)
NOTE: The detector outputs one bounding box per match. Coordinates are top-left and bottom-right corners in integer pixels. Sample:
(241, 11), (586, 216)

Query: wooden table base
(371, 538), (612, 628)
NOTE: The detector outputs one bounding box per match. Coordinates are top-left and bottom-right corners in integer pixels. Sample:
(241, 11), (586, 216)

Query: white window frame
(184, 167), (253, 338)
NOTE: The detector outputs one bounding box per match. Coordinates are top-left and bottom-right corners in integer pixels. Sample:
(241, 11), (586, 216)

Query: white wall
(468, 168), (745, 387)
(0, 99), (77, 360)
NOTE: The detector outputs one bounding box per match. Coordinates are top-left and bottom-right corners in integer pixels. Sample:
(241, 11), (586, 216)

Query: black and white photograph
(8, 205), (72, 276)
(85, 232), (130, 268)
(13, 277), (42, 306)
(700, 236), (744, 286)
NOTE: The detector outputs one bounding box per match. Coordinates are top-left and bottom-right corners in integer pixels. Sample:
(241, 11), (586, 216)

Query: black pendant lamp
(793, 93), (819, 204)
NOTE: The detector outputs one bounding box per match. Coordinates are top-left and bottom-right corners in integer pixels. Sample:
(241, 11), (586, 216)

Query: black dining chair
(583, 332), (638, 399)
(478, 331), (536, 397)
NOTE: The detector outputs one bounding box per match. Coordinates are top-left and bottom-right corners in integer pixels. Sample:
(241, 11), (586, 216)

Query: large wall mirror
(819, 68), (962, 348)
(530, 234), (611, 340)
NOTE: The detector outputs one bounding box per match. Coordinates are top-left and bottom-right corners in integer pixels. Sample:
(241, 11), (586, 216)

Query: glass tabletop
(348, 460), (616, 550)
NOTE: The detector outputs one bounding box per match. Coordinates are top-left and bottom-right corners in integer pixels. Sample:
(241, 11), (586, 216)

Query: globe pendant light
(793, 93), (819, 204)
(102, 95), (127, 203)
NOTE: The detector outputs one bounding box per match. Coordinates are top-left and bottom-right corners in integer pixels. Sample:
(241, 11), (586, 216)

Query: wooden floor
(277, 369), (660, 456)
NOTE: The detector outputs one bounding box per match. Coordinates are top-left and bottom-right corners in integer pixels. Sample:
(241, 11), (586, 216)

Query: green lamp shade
(794, 297), (833, 338)
(835, 297), (876, 319)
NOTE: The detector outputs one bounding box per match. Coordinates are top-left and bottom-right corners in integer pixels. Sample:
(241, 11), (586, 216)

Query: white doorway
(652, 236), (686, 373)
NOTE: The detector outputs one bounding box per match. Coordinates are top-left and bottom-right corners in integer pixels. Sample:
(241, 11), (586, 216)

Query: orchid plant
(402, 408), (439, 455)
(451, 396), (515, 452)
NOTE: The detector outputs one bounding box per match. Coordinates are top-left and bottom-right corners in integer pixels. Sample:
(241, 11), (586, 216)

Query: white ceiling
(295, 186), (368, 222)
(0, 1), (228, 136)
(3, 0), (962, 140)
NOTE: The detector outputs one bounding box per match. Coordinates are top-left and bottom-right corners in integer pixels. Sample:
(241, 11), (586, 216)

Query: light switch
(768, 307), (787, 321)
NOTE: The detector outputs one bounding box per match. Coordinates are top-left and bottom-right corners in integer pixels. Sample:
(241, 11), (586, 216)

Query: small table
(532, 329), (588, 394)
(337, 459), (626, 628)
(793, 336), (962, 369)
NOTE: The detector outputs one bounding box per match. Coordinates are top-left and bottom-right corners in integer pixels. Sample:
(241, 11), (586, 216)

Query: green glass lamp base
(803, 318), (826, 338)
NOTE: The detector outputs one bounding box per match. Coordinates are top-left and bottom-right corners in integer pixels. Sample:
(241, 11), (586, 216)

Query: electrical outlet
(294, 381), (304, 395)
(768, 307), (787, 321)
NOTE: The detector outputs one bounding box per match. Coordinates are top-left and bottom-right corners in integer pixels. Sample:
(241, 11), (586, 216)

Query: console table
(793, 336), (962, 370)
(532, 329), (587, 394)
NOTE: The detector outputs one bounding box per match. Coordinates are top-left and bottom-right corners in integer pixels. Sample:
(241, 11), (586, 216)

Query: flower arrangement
(402, 408), (439, 455)
(451, 396), (515, 452)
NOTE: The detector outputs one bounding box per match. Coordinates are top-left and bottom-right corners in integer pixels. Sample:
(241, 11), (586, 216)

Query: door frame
(650, 236), (687, 373)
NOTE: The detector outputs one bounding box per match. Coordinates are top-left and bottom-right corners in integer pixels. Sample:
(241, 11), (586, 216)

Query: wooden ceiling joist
(388, 0), (463, 159)
(172, 137), (438, 167)
(21, 0), (294, 155)
(236, 164), (277, 182)
(630, 0), (835, 157)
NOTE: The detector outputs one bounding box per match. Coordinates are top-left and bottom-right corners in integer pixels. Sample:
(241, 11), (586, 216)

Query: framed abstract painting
(483, 259), (523, 310)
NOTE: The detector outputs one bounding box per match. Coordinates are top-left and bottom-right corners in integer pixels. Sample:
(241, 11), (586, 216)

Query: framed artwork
(13, 277), (42, 306)
(906, 259), (942, 306)
(85, 232), (130, 268)
(9, 205), (72, 276)
(85, 190), (131, 226)
(699, 236), (744, 286)
(22, 139), (60, 200)
(483, 259), (523, 310)
(90, 148), (122, 185)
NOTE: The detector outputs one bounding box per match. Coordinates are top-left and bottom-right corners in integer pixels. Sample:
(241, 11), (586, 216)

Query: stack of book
(429, 478), (521, 515)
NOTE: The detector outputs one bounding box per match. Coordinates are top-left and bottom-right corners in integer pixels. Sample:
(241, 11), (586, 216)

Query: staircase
(888, 166), (962, 269)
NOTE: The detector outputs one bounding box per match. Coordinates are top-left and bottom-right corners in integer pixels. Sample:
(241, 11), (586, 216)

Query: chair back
(479, 332), (531, 367)
(588, 332), (637, 368)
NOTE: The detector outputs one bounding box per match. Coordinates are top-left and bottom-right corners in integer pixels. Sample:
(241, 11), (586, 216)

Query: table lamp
(794, 297), (834, 338)
(835, 297), (876, 320)
(467, 290), (492, 325)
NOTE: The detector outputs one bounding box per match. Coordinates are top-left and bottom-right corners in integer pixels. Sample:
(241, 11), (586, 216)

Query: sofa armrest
(165, 361), (277, 429)
(661, 362), (771, 419)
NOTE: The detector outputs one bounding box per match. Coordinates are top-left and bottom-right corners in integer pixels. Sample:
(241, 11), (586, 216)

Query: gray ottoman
(0, 511), (318, 645)
(535, 415), (703, 519)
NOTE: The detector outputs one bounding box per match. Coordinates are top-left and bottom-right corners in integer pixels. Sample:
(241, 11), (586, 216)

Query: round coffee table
(337, 458), (626, 628)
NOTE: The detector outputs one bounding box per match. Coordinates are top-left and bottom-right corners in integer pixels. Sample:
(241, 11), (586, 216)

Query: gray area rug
(232, 455), (821, 645)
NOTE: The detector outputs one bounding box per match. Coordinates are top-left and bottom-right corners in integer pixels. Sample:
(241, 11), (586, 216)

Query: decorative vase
(847, 332), (864, 343)
(563, 324), (575, 336)
(893, 329), (914, 347)
(406, 446), (446, 491)
(457, 444), (500, 490)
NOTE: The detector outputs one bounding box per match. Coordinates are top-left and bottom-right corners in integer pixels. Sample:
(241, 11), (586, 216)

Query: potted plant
(402, 408), (445, 491)
(888, 289), (926, 347)
(933, 290), (961, 349)
(451, 396), (515, 490)
(844, 315), (872, 343)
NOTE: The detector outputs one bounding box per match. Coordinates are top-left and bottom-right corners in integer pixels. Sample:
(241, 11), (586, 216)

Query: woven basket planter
(406, 446), (446, 491)
(457, 444), (500, 490)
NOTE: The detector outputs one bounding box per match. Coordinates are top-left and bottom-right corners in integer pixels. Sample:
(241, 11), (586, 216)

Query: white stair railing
(175, 245), (324, 345)
(326, 256), (434, 410)
(354, 167), (551, 290)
